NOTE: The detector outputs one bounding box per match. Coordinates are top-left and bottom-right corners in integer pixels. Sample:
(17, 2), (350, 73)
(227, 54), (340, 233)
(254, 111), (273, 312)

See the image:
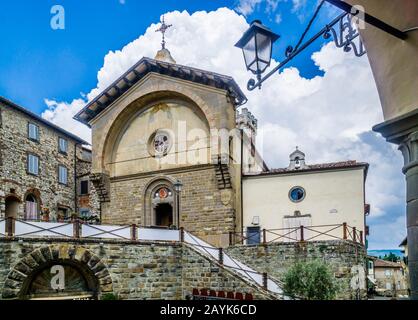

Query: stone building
(370, 258), (409, 297)
(0, 97), (99, 223)
(76, 147), (100, 222)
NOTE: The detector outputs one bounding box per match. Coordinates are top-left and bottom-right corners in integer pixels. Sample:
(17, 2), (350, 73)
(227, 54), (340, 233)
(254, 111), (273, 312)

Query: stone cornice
(109, 164), (214, 182)
(373, 108), (418, 144)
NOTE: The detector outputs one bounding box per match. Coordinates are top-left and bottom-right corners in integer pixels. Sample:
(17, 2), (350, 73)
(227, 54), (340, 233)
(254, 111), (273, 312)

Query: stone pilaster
(373, 109), (418, 300)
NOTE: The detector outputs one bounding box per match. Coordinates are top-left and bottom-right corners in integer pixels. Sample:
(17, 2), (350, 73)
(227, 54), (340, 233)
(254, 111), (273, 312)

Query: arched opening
(155, 203), (173, 227)
(5, 196), (20, 220)
(143, 179), (179, 228)
(25, 194), (39, 221)
(102, 91), (211, 177)
(21, 260), (100, 300)
(151, 186), (176, 228)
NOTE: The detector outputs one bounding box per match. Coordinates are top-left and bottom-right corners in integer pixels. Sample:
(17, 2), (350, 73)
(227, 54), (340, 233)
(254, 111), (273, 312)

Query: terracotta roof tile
(374, 259), (402, 268)
(262, 160), (368, 174)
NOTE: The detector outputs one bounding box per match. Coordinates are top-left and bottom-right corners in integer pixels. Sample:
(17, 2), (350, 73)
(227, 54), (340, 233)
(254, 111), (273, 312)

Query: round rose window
(289, 186), (306, 203)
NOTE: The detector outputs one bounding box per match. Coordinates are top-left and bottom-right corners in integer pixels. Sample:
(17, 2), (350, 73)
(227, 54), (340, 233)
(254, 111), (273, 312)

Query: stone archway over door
(2, 245), (113, 300)
(25, 194), (38, 221)
(5, 196), (20, 219)
(143, 177), (179, 228)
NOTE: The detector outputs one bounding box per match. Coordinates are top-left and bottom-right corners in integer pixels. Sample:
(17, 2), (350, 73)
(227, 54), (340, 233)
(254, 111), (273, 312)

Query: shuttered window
(58, 137), (68, 154)
(28, 123), (39, 141)
(58, 165), (68, 185)
(80, 180), (89, 195)
(27, 154), (39, 175)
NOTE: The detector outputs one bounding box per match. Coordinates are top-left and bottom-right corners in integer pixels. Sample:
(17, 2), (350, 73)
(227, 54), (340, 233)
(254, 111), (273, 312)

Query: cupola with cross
(288, 147), (308, 170)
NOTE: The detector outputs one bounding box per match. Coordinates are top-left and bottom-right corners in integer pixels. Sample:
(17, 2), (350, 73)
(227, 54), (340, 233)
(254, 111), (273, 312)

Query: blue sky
(0, 1), (407, 249)
(0, 0), (335, 113)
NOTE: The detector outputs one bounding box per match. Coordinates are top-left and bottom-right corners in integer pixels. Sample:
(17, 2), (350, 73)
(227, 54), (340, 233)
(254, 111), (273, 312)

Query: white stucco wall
(242, 167), (366, 243)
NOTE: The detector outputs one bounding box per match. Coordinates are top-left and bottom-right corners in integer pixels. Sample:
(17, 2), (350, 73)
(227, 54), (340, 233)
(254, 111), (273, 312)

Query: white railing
(14, 220), (73, 238)
(81, 224), (131, 240)
(138, 228), (180, 242)
(0, 219), (5, 237)
(2, 219), (181, 242)
(183, 231), (284, 296)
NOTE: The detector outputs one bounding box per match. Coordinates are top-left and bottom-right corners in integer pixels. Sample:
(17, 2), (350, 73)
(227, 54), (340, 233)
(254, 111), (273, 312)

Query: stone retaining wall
(0, 238), (272, 300)
(225, 240), (367, 299)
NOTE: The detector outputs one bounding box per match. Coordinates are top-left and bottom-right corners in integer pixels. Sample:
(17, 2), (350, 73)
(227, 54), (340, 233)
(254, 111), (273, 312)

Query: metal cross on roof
(155, 15), (172, 49)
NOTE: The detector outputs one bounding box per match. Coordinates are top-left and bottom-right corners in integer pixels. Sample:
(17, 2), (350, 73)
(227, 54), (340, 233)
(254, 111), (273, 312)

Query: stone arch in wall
(5, 194), (21, 219)
(100, 89), (213, 174)
(142, 176), (179, 227)
(2, 245), (113, 300)
(23, 188), (42, 220)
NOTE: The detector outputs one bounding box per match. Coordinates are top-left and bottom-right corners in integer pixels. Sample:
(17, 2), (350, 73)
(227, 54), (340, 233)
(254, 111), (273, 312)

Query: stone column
(373, 109), (418, 300)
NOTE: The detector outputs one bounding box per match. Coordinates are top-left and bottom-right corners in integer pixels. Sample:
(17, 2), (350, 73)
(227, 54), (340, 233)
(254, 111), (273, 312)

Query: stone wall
(105, 165), (236, 247)
(0, 238), (272, 300)
(225, 240), (367, 299)
(76, 154), (100, 221)
(0, 103), (82, 220)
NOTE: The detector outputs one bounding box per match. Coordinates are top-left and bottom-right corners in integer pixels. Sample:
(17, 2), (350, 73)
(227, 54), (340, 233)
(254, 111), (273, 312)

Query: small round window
(148, 130), (172, 158)
(289, 187), (306, 203)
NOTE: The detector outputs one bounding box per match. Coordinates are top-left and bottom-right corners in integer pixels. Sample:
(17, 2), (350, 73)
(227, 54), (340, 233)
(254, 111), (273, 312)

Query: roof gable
(74, 57), (247, 126)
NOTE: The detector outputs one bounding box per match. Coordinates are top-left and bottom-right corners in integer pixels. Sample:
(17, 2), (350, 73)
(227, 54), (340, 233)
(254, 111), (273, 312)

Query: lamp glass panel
(255, 32), (272, 73)
(242, 33), (257, 73)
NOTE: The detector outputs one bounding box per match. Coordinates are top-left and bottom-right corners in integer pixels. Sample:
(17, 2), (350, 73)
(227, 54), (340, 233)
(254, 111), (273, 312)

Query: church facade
(74, 49), (264, 247)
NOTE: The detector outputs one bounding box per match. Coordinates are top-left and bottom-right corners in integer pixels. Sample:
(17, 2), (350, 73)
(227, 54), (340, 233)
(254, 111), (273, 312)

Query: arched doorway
(2, 245), (114, 300)
(5, 195), (20, 220)
(25, 194), (39, 221)
(143, 178), (179, 228)
(152, 187), (175, 227)
(155, 203), (173, 227)
(23, 261), (99, 300)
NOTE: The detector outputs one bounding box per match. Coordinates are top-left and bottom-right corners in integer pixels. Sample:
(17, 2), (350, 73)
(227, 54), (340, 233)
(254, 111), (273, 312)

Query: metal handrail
(183, 232), (265, 290)
(229, 223), (364, 246)
(265, 228), (301, 243)
(303, 224), (342, 242)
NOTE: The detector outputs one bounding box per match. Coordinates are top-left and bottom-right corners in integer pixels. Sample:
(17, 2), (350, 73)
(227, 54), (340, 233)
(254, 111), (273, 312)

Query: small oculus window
(148, 130), (172, 158)
(154, 187), (173, 199)
(289, 186), (306, 203)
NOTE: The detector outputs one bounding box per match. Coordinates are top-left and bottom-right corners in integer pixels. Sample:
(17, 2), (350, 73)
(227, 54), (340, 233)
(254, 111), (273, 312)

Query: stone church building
(74, 47), (264, 247)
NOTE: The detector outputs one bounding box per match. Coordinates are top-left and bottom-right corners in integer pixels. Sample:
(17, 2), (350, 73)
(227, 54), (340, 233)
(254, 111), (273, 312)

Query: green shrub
(282, 260), (338, 300)
(101, 293), (118, 300)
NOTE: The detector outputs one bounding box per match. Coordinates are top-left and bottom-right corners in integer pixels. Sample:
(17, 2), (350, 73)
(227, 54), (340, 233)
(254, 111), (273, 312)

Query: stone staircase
(90, 173), (110, 203)
(183, 231), (288, 300)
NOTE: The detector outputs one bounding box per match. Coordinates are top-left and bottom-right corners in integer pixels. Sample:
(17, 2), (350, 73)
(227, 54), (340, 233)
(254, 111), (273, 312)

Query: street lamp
(235, 20), (279, 85)
(235, 1), (406, 91)
(173, 180), (183, 229)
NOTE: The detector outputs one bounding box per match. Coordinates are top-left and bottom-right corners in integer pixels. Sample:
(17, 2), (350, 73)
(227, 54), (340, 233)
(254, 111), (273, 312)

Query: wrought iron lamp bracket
(247, 12), (366, 91)
(324, 13), (366, 57)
